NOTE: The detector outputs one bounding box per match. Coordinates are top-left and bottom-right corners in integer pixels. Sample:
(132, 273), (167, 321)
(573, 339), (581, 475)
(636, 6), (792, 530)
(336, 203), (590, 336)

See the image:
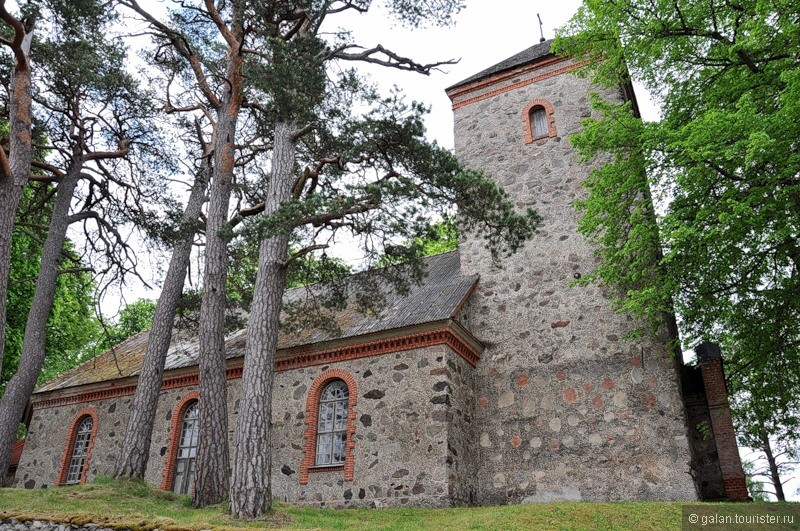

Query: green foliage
(227, 226), (352, 311)
(413, 216), (458, 256)
(383, 0), (464, 28)
(555, 0), (800, 458)
(251, 35), (327, 122)
(98, 299), (158, 350)
(256, 90), (539, 266)
(2, 190), (102, 396)
(742, 460), (771, 502)
(378, 216), (458, 266)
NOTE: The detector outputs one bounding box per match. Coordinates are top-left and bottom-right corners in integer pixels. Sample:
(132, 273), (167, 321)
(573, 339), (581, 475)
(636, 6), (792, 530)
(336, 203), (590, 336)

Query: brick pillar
(695, 342), (749, 501)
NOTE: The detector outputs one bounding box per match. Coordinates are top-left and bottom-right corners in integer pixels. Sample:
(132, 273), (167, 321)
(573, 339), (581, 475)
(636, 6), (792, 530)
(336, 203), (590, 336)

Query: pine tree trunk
(114, 159), (209, 480)
(229, 122), (295, 518)
(0, 163), (79, 486)
(760, 430), (786, 501)
(0, 23), (34, 382)
(193, 51), (243, 507)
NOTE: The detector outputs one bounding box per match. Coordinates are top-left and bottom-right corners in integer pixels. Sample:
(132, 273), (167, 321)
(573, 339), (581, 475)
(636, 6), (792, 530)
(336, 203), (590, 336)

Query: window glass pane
(316, 433), (332, 464)
(322, 380), (348, 401)
(333, 432), (346, 464)
(315, 380), (350, 466)
(318, 402), (333, 431)
(334, 400), (347, 430)
(530, 107), (548, 137)
(173, 460), (186, 494)
(187, 459), (196, 490)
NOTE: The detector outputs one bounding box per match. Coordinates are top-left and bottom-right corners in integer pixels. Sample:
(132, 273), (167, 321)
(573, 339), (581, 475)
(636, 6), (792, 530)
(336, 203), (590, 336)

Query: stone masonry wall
(15, 394), (133, 489)
(443, 347), (477, 505)
(270, 344), (472, 508)
(16, 343), (475, 508)
(453, 57), (698, 504)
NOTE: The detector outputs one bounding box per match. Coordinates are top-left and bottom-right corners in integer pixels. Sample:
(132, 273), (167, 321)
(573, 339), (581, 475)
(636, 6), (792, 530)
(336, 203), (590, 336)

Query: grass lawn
(1, 477), (797, 530)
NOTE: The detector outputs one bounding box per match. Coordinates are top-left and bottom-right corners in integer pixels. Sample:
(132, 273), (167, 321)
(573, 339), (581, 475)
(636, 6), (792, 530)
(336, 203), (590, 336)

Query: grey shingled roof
(446, 39), (554, 92)
(36, 251), (476, 393)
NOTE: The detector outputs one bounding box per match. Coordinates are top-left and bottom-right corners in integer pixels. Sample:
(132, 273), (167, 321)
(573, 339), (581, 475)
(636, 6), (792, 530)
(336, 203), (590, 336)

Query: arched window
(172, 401), (199, 494)
(300, 369), (358, 484)
(65, 416), (93, 484)
(529, 106), (548, 137)
(57, 407), (98, 486)
(161, 391), (200, 492)
(315, 380), (349, 466)
(523, 99), (557, 143)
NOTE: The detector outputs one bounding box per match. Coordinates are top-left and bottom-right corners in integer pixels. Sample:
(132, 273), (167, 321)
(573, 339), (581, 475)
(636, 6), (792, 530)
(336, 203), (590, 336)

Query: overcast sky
(340, 0), (586, 147)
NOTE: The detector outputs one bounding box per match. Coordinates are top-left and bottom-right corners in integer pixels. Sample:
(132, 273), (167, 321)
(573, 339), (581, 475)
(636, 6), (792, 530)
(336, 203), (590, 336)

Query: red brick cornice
(277, 327), (479, 371)
(447, 55), (569, 99)
(32, 325), (479, 410)
(449, 59), (590, 111)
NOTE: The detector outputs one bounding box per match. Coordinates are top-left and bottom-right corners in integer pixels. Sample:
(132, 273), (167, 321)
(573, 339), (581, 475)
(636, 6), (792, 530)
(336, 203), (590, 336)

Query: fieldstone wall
(0, 519), (116, 531)
(453, 57), (698, 503)
(17, 342), (476, 508)
(442, 342), (477, 505)
(15, 394), (134, 489)
(270, 344), (475, 508)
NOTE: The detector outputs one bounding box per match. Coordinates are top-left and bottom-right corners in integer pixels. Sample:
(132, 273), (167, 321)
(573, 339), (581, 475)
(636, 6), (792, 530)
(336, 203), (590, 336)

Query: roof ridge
(446, 39), (555, 93)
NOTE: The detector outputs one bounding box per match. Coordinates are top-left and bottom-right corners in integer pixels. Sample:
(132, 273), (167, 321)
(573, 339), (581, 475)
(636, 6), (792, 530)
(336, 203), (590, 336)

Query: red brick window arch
(57, 407), (98, 485)
(300, 369), (357, 484)
(523, 99), (557, 143)
(161, 391), (199, 492)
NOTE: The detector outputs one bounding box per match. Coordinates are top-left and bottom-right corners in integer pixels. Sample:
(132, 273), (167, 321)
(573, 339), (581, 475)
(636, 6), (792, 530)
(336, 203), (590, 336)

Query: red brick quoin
(299, 369), (358, 485)
(160, 391), (199, 490)
(523, 99), (557, 143)
(56, 406), (99, 485)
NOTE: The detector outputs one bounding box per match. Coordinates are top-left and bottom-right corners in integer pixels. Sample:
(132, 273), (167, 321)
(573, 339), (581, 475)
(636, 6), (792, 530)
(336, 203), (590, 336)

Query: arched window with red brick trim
(161, 391), (200, 493)
(172, 400), (199, 494)
(315, 380), (349, 466)
(57, 408), (98, 486)
(523, 99), (557, 143)
(300, 369), (358, 484)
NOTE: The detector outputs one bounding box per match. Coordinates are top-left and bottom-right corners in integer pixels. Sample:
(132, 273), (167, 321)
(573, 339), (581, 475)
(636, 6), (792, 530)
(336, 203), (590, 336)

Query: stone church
(12, 41), (748, 506)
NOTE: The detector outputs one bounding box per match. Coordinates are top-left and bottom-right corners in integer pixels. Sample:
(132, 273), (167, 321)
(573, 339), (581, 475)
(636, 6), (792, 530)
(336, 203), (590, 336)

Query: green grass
(1, 478), (797, 530)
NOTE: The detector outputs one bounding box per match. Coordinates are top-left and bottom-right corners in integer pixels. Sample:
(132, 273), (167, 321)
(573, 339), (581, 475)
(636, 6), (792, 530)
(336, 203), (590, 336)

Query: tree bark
(0, 161), (79, 486)
(760, 429), (786, 501)
(114, 157), (209, 480)
(229, 122), (295, 518)
(193, 49), (243, 507)
(0, 15), (34, 381)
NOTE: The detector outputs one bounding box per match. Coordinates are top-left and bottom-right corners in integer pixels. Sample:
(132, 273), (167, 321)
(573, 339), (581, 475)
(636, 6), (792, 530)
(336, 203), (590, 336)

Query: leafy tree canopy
(2, 189), (101, 397)
(99, 298), (158, 350)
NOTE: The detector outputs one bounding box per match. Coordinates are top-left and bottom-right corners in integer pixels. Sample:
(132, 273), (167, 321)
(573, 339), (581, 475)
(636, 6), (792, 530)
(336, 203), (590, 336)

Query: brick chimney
(695, 342), (749, 501)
